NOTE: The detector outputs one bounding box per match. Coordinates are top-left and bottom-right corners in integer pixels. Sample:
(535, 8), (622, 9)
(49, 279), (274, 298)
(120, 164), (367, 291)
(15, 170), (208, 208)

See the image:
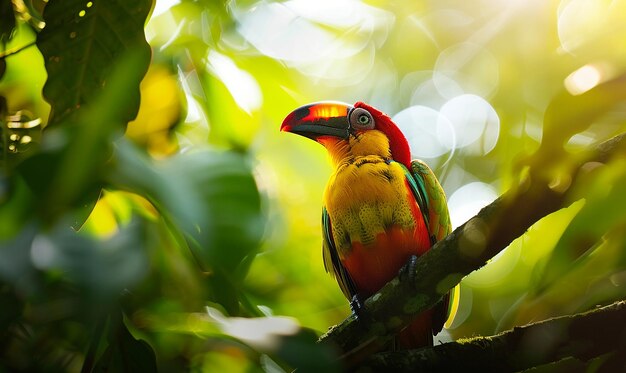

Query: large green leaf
(163, 150), (264, 274)
(18, 0), (153, 225)
(92, 312), (157, 373)
(16, 50), (151, 223)
(532, 159), (626, 296)
(42, 218), (149, 298)
(36, 0), (152, 127)
(107, 140), (265, 313)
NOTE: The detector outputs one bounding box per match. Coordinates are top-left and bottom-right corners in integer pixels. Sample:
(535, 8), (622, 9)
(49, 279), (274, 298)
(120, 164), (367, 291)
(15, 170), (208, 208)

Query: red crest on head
(354, 102), (412, 168)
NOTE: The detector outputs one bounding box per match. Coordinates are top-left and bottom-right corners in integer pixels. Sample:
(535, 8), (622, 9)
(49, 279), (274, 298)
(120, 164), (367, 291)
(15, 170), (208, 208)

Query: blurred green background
(1, 0), (626, 371)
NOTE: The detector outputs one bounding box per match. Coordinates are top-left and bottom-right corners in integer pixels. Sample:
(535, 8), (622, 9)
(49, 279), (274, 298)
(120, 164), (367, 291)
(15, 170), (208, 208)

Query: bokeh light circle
(448, 182), (498, 230)
(411, 72), (464, 108)
(392, 106), (455, 159)
(439, 94), (500, 155)
(434, 42), (499, 98)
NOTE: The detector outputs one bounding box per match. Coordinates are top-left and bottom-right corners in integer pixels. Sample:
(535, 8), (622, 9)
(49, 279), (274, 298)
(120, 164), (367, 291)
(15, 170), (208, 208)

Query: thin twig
(0, 41), (37, 59)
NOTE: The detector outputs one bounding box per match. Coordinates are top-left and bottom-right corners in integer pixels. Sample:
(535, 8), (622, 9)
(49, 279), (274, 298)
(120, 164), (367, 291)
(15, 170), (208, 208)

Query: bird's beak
(281, 101), (353, 141)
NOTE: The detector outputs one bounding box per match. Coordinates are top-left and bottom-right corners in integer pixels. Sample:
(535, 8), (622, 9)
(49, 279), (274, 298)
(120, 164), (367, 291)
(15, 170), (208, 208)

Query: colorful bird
(281, 101), (452, 348)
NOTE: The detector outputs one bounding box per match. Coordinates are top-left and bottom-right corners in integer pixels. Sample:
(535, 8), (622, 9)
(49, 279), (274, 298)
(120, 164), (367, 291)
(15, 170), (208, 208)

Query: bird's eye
(349, 108), (375, 130)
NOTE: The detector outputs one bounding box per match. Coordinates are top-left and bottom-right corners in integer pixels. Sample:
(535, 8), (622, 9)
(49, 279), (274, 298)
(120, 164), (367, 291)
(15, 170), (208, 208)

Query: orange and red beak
(281, 101), (353, 140)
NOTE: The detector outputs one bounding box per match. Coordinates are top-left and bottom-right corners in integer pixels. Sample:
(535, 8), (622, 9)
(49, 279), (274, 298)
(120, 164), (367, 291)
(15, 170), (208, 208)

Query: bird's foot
(350, 294), (364, 320)
(398, 254), (418, 286)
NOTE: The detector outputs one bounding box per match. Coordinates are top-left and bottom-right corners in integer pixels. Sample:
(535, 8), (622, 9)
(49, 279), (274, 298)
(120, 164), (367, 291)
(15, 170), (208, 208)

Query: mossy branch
(358, 300), (626, 372)
(319, 133), (626, 365)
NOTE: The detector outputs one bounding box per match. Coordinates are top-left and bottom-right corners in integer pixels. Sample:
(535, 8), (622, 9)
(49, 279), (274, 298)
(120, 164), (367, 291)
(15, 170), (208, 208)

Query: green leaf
(41, 218), (149, 298)
(36, 0), (152, 127)
(93, 313), (158, 373)
(0, 175), (36, 238)
(541, 74), (626, 154)
(0, 215), (148, 302)
(109, 141), (265, 275)
(200, 55), (261, 149)
(274, 329), (341, 373)
(107, 140), (265, 313)
(16, 50), (151, 223)
(0, 223), (39, 291)
(533, 159), (626, 296)
(0, 0), (16, 45)
(18, 0), (153, 224)
(163, 150), (264, 274)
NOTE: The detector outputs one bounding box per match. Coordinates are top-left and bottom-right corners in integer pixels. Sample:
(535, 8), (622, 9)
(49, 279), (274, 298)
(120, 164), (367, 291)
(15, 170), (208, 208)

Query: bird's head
(281, 101), (411, 168)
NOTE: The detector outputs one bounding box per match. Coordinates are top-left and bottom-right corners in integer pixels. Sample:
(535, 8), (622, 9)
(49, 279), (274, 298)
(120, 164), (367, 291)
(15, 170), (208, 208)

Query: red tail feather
(397, 309), (434, 348)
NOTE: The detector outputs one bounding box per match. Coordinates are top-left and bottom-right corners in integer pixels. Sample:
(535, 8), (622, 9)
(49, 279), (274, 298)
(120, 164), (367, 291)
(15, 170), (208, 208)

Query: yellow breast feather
(323, 159), (418, 258)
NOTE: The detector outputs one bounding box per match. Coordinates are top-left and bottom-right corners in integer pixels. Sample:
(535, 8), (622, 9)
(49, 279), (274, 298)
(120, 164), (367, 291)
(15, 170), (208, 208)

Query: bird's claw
(350, 295), (364, 320)
(399, 254), (418, 286)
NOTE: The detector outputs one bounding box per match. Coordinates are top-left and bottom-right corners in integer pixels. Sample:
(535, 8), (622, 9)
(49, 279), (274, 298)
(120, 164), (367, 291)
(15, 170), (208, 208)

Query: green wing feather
(322, 207), (358, 300)
(408, 159), (453, 335)
(409, 160), (452, 241)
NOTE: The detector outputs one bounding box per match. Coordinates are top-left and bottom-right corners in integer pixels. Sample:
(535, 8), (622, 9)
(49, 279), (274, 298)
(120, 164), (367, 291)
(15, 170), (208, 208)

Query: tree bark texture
(357, 300), (626, 372)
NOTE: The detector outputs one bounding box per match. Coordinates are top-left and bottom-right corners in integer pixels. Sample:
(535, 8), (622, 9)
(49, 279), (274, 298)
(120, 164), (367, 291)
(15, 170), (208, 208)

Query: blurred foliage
(0, 0), (626, 371)
(0, 0), (16, 46)
(37, 0), (152, 127)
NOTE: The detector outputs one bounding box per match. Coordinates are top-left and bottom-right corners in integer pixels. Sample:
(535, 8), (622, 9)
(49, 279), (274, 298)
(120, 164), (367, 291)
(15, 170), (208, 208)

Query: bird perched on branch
(281, 101), (452, 348)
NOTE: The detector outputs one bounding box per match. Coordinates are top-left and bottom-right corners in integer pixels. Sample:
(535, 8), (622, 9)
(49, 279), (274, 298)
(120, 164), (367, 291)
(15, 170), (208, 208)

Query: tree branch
(358, 300), (626, 372)
(319, 133), (626, 364)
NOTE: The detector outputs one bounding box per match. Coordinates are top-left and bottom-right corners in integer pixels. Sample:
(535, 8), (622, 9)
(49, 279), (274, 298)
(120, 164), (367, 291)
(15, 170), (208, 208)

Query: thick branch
(320, 133), (626, 362)
(358, 300), (626, 372)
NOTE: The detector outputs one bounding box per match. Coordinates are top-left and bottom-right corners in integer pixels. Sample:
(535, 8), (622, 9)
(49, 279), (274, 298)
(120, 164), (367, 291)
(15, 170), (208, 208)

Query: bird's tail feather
(396, 309), (434, 349)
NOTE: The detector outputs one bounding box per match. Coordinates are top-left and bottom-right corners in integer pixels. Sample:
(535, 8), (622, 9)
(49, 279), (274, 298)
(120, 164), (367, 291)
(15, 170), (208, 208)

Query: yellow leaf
(126, 64), (181, 156)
